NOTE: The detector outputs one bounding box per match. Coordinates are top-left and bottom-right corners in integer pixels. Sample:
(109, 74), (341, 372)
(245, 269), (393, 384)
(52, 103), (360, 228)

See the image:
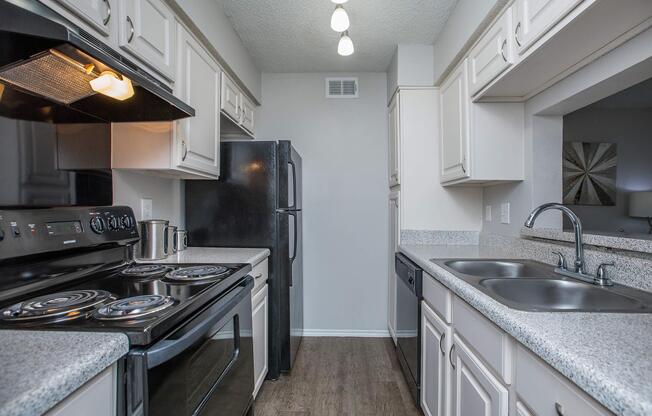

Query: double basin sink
(431, 259), (652, 313)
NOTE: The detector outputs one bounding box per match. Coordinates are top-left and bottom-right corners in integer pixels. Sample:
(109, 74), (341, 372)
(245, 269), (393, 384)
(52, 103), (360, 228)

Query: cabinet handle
(500, 39), (507, 62)
(515, 22), (522, 47)
(555, 402), (564, 416)
(181, 140), (188, 161)
(449, 344), (456, 369)
(254, 272), (263, 279)
(102, 0), (111, 25)
(439, 333), (446, 356)
(126, 16), (134, 43)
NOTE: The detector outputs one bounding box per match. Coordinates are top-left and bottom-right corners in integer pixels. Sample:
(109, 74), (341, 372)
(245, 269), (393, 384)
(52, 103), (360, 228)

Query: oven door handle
(144, 276), (253, 369)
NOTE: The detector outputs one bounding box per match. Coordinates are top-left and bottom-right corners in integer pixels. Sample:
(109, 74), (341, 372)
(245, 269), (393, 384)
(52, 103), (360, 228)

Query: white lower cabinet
(46, 364), (117, 416)
(421, 301), (452, 416)
(251, 260), (269, 399)
(452, 334), (509, 416)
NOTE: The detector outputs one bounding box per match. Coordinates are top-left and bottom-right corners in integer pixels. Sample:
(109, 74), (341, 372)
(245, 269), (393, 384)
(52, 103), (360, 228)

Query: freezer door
(278, 141), (302, 210)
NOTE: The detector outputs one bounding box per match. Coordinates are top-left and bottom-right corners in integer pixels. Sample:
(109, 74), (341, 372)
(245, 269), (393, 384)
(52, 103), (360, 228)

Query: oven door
(126, 277), (254, 416)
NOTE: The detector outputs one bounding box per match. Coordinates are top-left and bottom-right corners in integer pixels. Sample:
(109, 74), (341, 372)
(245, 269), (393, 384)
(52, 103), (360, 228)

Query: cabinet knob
(500, 39), (507, 62)
(515, 22), (522, 47)
(181, 140), (188, 161)
(449, 344), (456, 369)
(555, 402), (564, 416)
(439, 332), (446, 356)
(102, 0), (111, 25)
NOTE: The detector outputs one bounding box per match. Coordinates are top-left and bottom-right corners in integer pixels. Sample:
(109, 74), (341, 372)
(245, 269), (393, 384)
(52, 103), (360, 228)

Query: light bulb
(331, 0), (348, 3)
(330, 5), (350, 32)
(89, 71), (135, 101)
(338, 31), (354, 56)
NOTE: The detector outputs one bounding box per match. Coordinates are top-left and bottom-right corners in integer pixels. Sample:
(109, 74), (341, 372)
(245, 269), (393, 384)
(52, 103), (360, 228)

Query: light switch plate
(500, 203), (510, 224)
(141, 198), (153, 220)
(485, 205), (492, 222)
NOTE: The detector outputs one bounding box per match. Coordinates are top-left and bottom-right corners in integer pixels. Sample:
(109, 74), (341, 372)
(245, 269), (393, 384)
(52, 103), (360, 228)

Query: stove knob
(89, 217), (105, 234)
(107, 215), (120, 231)
(121, 215), (134, 229)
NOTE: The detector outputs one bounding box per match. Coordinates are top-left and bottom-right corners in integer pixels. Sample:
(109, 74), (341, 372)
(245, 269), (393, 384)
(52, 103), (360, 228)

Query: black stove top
(0, 261), (252, 345)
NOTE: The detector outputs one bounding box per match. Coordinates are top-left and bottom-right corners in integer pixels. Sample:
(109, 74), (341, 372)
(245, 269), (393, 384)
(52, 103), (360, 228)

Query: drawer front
(422, 273), (452, 324)
(452, 296), (512, 383)
(251, 258), (269, 295)
(515, 345), (612, 416)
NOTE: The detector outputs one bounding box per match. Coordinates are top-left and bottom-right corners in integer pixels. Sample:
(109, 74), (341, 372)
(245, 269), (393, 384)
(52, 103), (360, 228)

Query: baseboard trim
(302, 329), (391, 338)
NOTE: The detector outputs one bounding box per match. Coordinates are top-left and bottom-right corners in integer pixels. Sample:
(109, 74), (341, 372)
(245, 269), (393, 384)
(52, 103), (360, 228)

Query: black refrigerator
(185, 140), (303, 379)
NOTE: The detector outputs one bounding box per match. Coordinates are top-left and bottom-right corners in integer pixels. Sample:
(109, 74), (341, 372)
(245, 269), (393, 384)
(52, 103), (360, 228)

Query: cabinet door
(252, 284), (269, 399)
(388, 190), (400, 344)
(513, 0), (583, 55)
(421, 301), (452, 416)
(452, 334), (508, 416)
(119, 0), (175, 80)
(469, 8), (513, 95)
(440, 60), (470, 183)
(388, 95), (400, 187)
(240, 95), (255, 135)
(42, 0), (115, 39)
(174, 23), (220, 177)
(220, 73), (241, 122)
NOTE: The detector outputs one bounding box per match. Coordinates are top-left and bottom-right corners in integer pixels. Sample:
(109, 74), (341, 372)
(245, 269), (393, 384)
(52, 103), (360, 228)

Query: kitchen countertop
(399, 243), (652, 416)
(139, 247), (270, 266)
(0, 331), (128, 416)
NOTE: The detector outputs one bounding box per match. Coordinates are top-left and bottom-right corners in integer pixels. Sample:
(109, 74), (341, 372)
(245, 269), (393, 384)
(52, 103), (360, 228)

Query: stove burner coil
(121, 264), (173, 278)
(165, 265), (229, 281)
(0, 290), (114, 323)
(93, 295), (175, 321)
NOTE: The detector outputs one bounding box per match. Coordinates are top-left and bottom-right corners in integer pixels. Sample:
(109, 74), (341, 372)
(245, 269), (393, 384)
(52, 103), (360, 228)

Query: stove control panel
(0, 206), (139, 261)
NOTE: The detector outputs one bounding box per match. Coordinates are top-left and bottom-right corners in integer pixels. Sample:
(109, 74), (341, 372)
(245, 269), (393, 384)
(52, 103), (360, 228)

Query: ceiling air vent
(326, 77), (358, 98)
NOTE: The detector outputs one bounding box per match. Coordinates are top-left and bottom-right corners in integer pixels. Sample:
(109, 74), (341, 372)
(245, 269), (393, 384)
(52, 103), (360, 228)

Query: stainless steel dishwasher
(395, 253), (423, 406)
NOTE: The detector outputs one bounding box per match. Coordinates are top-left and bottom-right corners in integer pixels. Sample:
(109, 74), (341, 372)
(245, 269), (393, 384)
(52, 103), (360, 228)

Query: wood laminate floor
(254, 337), (422, 416)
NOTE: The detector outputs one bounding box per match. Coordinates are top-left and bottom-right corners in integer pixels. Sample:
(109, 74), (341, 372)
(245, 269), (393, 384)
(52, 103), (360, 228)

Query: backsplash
(401, 230), (479, 245)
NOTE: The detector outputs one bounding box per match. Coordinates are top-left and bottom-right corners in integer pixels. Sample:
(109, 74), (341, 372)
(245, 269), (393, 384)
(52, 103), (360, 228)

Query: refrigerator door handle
(290, 211), (298, 264)
(289, 159), (298, 210)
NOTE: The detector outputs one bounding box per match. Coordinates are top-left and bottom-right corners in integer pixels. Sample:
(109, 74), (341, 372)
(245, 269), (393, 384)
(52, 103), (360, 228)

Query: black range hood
(0, 0), (195, 123)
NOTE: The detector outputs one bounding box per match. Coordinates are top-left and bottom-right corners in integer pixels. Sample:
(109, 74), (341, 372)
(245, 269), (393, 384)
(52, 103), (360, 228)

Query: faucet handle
(552, 251), (567, 269)
(595, 261), (616, 280)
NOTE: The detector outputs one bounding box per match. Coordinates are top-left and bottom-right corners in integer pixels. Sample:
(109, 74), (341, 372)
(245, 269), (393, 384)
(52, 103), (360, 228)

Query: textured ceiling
(215, 0), (458, 72)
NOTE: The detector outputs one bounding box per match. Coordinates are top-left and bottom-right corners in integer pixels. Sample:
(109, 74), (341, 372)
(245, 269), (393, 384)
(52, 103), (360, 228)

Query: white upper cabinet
(440, 60), (470, 183)
(469, 7), (513, 96)
(388, 94), (400, 187)
(174, 22), (220, 177)
(40, 0), (117, 41)
(513, 0), (583, 55)
(240, 94), (255, 135)
(220, 72), (241, 122)
(118, 0), (175, 81)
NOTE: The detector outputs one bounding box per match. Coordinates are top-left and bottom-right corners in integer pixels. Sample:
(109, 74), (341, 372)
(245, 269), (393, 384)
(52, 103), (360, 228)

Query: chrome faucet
(524, 203), (614, 286)
(524, 203), (586, 274)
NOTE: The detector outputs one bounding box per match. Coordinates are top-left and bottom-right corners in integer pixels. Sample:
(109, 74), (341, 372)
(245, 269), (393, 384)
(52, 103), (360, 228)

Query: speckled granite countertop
(399, 243), (652, 416)
(0, 331), (128, 416)
(139, 247), (270, 266)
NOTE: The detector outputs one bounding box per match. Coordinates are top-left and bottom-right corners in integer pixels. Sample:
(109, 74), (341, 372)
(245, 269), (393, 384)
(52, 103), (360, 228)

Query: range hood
(0, 0), (194, 123)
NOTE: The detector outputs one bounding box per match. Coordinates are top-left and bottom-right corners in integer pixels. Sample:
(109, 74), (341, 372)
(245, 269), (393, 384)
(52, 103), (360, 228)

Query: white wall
(432, 0), (506, 84)
(174, 0), (262, 102)
(257, 72), (389, 335)
(112, 171), (184, 226)
(482, 28), (652, 236)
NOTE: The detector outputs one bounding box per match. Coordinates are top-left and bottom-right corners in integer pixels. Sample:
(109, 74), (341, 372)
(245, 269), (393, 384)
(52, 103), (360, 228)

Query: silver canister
(137, 219), (169, 260)
(166, 225), (178, 255)
(175, 230), (188, 252)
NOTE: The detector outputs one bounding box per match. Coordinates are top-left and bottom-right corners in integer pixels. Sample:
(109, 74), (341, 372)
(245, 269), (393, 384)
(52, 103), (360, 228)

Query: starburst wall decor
(563, 142), (617, 206)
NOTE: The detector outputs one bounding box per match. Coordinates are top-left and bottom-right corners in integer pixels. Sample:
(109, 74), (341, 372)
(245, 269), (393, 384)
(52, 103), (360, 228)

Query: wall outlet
(485, 205), (492, 222)
(140, 198), (153, 220)
(500, 203), (510, 224)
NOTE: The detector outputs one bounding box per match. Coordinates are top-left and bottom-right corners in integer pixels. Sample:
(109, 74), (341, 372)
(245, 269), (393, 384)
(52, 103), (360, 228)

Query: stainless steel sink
(443, 259), (553, 278)
(479, 278), (652, 313)
(431, 258), (652, 313)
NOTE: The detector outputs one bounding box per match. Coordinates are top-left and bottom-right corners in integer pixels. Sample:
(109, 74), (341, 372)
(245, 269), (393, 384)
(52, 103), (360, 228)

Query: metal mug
(166, 225), (178, 255)
(137, 219), (169, 260)
(175, 230), (188, 252)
